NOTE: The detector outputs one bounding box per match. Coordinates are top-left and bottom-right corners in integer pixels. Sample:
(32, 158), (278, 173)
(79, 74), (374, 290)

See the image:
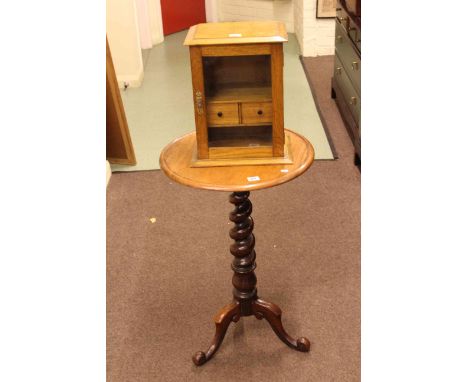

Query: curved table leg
(192, 301), (241, 366)
(252, 299), (310, 352)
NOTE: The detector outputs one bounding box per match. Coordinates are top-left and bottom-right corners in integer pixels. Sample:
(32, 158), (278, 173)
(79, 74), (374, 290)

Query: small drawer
(241, 102), (272, 124)
(207, 103), (239, 126)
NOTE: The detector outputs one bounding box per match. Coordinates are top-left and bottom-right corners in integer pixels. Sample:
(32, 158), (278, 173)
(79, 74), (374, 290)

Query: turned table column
(192, 191), (310, 365)
(159, 130), (315, 366)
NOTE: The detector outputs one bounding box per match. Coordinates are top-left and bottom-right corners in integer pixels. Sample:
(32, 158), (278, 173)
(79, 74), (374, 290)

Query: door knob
(195, 91), (203, 115)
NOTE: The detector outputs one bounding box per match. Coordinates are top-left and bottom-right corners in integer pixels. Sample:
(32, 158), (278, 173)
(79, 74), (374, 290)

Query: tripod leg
(192, 301), (241, 366)
(252, 299), (310, 352)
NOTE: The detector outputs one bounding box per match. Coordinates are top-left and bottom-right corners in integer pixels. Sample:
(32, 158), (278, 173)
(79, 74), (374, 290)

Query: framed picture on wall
(316, 0), (337, 18)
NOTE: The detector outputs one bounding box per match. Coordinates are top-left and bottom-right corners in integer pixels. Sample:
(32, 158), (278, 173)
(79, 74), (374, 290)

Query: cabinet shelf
(208, 125), (272, 147)
(209, 136), (272, 148)
(206, 85), (272, 104)
(209, 122), (271, 128)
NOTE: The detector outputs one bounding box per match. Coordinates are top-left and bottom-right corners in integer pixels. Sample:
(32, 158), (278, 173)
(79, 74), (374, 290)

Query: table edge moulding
(159, 129), (314, 192)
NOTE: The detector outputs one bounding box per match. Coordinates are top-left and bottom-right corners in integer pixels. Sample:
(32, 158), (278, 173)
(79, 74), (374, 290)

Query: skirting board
(117, 69), (144, 89)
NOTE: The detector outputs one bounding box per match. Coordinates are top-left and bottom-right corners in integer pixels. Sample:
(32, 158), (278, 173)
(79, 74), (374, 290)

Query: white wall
(218, 0), (294, 33)
(293, 0), (304, 52)
(106, 0), (144, 88)
(135, 0), (153, 49)
(217, 0), (334, 56)
(147, 0), (164, 45)
(294, 0), (335, 56)
(205, 0), (219, 22)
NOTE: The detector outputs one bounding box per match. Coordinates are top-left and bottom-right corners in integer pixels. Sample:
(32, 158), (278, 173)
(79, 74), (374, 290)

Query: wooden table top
(159, 129), (314, 192)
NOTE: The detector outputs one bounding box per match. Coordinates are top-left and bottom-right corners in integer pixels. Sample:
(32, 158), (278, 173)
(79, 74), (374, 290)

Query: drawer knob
(352, 61), (359, 71)
(336, 67), (342, 75)
(349, 96), (357, 106)
(217, 111), (223, 117)
(257, 110), (263, 115)
(336, 35), (342, 43)
(338, 16), (349, 29)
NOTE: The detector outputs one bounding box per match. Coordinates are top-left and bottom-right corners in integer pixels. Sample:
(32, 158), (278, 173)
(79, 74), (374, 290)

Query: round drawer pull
(217, 112), (223, 117)
(257, 110), (263, 115)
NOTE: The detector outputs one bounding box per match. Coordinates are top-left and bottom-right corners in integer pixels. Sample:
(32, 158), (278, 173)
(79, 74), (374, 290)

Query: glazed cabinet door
(189, 46), (209, 159)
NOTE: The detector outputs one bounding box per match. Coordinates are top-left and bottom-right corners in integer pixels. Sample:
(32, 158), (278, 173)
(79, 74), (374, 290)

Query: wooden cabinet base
(191, 132), (294, 167)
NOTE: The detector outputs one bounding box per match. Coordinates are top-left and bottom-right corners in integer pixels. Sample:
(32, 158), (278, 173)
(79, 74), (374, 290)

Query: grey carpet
(107, 55), (360, 381)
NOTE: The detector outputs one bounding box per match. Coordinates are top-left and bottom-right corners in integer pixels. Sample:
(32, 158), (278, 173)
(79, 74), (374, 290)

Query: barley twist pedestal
(159, 129), (314, 366)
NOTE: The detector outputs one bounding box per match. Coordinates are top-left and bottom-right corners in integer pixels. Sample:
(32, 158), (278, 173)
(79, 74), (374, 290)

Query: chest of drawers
(332, 0), (361, 165)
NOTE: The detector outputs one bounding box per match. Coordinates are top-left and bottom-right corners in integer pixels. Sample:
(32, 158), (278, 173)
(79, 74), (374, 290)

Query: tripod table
(159, 129), (315, 366)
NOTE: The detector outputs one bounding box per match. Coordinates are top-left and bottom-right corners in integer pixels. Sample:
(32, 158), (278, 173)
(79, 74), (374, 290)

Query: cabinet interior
(203, 55), (273, 151)
(208, 125), (272, 147)
(203, 55), (272, 103)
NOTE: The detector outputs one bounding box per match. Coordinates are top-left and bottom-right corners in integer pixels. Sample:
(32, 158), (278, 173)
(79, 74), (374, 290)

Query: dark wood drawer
(336, 6), (350, 32)
(335, 21), (360, 95)
(334, 54), (360, 126)
(207, 102), (239, 126)
(241, 102), (272, 124)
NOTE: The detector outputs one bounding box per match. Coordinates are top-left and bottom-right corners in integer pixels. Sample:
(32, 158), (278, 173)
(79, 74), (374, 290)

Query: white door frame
(205, 0), (218, 22)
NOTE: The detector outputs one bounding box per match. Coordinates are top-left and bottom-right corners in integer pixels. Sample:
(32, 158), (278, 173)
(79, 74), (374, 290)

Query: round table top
(159, 129), (314, 192)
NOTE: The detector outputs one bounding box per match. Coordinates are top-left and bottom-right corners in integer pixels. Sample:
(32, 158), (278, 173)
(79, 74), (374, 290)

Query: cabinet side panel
(189, 46), (209, 159)
(270, 43), (285, 156)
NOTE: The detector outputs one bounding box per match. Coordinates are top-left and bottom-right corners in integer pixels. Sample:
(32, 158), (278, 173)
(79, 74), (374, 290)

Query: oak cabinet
(184, 21), (290, 166)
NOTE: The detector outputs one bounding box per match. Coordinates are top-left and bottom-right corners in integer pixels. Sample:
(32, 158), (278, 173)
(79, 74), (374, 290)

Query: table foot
(192, 301), (241, 366)
(252, 299), (310, 352)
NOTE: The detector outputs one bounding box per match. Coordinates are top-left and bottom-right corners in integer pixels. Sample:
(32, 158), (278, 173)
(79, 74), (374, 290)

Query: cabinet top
(184, 21), (288, 46)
